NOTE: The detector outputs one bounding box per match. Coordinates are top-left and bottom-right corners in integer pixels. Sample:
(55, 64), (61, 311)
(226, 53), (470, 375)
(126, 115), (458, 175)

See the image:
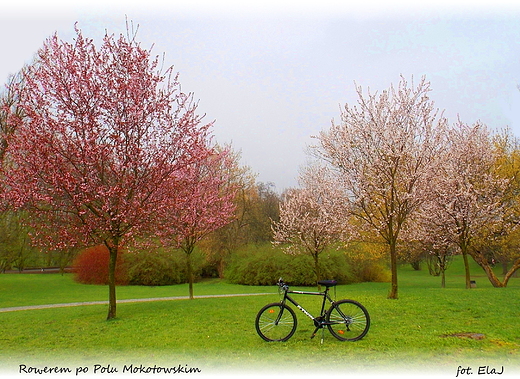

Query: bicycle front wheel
(326, 299), (370, 341)
(255, 302), (297, 342)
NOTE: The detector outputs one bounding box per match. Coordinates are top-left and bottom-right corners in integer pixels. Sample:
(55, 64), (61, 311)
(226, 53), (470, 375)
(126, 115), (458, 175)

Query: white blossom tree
(420, 121), (518, 288)
(273, 164), (348, 286)
(313, 76), (447, 299)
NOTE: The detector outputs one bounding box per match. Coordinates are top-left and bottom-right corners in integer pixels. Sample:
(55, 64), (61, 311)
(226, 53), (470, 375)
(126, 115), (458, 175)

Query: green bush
(124, 247), (212, 286)
(125, 249), (186, 286)
(225, 244), (354, 286)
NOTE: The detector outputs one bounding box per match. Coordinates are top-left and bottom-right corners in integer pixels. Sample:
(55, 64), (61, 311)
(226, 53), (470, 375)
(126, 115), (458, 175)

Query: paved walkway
(0, 292), (272, 313)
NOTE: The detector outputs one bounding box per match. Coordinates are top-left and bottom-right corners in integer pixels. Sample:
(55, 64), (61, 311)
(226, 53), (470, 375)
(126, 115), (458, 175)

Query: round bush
(124, 249), (187, 286)
(72, 245), (129, 285)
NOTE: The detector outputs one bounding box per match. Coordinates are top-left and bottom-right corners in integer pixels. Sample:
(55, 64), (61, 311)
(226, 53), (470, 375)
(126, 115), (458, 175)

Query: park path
(0, 292), (273, 313)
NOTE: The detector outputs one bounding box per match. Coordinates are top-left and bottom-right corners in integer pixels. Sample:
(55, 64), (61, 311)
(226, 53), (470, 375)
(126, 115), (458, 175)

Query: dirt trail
(0, 292), (272, 313)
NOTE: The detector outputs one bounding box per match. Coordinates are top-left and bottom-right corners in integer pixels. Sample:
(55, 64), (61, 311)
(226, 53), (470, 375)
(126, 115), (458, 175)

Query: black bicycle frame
(279, 287), (334, 325)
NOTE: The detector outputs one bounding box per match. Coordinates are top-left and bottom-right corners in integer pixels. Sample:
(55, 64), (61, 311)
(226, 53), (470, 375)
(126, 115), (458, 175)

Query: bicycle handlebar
(277, 278), (289, 291)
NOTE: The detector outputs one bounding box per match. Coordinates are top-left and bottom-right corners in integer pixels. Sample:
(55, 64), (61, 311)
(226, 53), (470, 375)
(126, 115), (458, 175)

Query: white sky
(2, 1), (520, 191)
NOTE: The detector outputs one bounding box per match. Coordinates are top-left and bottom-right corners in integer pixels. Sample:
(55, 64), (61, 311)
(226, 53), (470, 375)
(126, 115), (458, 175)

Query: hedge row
(225, 245), (390, 286)
(72, 245), (209, 286)
(73, 244), (390, 287)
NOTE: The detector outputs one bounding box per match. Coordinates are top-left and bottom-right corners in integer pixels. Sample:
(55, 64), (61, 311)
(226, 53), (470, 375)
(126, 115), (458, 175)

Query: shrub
(72, 245), (129, 285)
(344, 242), (391, 283)
(124, 247), (214, 286)
(347, 258), (391, 283)
(225, 244), (354, 286)
(124, 249), (187, 286)
(73, 244), (211, 287)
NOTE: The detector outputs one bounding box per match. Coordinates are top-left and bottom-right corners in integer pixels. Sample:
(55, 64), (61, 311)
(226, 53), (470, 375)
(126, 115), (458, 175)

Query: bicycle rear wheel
(326, 299), (370, 341)
(255, 302), (297, 342)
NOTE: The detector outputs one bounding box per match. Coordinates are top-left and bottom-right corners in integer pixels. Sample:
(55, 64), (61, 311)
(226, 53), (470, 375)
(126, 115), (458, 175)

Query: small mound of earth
(442, 332), (485, 340)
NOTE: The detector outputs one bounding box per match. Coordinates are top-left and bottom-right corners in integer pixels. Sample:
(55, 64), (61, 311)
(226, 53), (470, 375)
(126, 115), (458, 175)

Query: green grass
(0, 274), (269, 308)
(0, 257), (519, 376)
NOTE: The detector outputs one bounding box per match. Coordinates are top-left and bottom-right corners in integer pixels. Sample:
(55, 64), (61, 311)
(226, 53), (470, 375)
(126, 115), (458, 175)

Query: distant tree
(273, 164), (348, 286)
(409, 231), (456, 288)
(200, 146), (258, 277)
(490, 128), (520, 280)
(252, 182), (280, 243)
(314, 76), (447, 299)
(426, 244), (455, 288)
(0, 71), (25, 164)
(3, 26), (213, 319)
(420, 121), (518, 288)
(0, 211), (34, 272)
(160, 148), (236, 299)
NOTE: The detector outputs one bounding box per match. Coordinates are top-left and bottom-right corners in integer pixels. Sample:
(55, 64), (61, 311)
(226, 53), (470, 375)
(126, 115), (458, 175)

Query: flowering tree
(411, 222), (456, 288)
(273, 164), (347, 286)
(161, 148), (236, 299)
(314, 76), (447, 299)
(420, 121), (518, 288)
(200, 146), (258, 277)
(3, 26), (212, 319)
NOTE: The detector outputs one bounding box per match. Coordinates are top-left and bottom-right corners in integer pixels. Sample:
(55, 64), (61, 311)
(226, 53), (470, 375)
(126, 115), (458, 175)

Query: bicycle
(255, 278), (370, 343)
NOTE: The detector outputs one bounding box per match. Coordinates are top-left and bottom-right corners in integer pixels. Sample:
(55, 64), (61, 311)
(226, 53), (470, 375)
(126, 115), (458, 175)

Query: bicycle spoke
(326, 300), (370, 341)
(259, 315), (293, 330)
(255, 303), (297, 342)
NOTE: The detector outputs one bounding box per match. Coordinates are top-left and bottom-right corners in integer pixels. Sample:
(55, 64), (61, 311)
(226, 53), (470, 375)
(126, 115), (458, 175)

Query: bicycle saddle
(318, 280), (337, 287)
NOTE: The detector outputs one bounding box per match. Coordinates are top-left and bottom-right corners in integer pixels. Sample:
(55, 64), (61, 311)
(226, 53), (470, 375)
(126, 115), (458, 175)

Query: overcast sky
(2, 1), (520, 191)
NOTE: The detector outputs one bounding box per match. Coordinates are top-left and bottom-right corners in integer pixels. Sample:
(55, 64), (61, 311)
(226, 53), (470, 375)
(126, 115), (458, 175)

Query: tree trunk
(218, 256), (225, 279)
(313, 252), (321, 291)
(410, 260), (421, 271)
(186, 250), (194, 300)
(503, 258), (520, 286)
(106, 243), (118, 320)
(479, 262), (504, 287)
(461, 250), (471, 289)
(469, 251), (519, 288)
(388, 238), (398, 299)
(441, 269), (446, 288)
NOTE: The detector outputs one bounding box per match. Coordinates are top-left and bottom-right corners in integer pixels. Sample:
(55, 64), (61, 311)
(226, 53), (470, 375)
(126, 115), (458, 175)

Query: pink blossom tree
(314, 76), (447, 299)
(3, 26), (213, 319)
(160, 147), (236, 299)
(273, 164), (348, 287)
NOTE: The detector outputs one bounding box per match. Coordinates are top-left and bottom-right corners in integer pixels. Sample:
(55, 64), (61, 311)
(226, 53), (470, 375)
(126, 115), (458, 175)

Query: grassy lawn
(0, 257), (519, 377)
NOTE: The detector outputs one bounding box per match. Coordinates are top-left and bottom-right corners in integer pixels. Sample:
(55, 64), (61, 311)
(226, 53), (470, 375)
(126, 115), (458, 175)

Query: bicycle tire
(255, 302), (297, 342)
(326, 299), (370, 341)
